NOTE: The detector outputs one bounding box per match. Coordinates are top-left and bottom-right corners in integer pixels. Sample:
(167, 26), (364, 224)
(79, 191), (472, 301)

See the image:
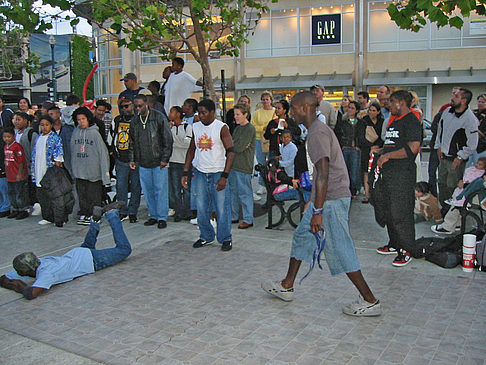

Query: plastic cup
(462, 246), (476, 272)
(463, 234), (476, 248)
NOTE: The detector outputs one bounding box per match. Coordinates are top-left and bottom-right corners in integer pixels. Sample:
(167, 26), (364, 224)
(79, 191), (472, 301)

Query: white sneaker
(168, 208), (175, 217)
(431, 224), (454, 235)
(31, 203), (41, 216)
(256, 186), (266, 195)
(342, 295), (382, 317)
(211, 218), (217, 229)
(190, 218), (198, 225)
(253, 193), (261, 201)
(38, 219), (51, 225)
(261, 280), (294, 302)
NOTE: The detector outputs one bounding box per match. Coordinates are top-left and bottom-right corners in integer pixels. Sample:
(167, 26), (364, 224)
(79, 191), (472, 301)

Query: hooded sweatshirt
(70, 124), (110, 184)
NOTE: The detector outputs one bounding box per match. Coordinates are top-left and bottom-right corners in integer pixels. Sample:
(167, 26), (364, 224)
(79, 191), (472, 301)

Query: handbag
(261, 138), (270, 153)
(365, 125), (379, 143)
(299, 171), (312, 191)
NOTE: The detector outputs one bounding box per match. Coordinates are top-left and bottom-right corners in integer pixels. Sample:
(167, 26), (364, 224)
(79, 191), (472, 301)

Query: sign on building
(312, 14), (341, 45)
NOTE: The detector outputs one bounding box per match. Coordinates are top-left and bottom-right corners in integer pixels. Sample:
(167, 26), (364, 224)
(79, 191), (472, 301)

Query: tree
(387, 0), (486, 32)
(1, 0), (276, 101)
(71, 34), (93, 99)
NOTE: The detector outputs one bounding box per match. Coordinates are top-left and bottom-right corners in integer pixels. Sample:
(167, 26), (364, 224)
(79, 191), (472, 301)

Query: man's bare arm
(181, 136), (196, 189)
(378, 141), (420, 168)
(23, 286), (45, 300)
(216, 125), (235, 191)
(0, 275), (28, 293)
(310, 157), (330, 233)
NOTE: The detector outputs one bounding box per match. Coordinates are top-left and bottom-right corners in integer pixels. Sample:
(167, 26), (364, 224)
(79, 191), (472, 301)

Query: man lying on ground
(0, 201), (131, 300)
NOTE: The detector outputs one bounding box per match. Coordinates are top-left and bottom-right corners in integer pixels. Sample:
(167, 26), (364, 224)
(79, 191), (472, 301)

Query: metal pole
(50, 43), (57, 102)
(221, 69), (226, 123)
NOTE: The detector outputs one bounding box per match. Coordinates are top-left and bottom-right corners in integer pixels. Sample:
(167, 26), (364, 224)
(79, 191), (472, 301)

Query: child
(446, 157), (486, 207)
(71, 107), (110, 225)
(268, 158), (310, 202)
(168, 106), (192, 221)
(432, 158), (486, 234)
(3, 128), (29, 219)
(182, 98), (199, 125)
(31, 115), (65, 226)
(414, 181), (442, 224)
(277, 130), (298, 178)
(0, 126), (10, 217)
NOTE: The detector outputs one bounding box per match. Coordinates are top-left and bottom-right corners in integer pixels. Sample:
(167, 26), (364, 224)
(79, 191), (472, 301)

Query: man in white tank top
(182, 99), (235, 251)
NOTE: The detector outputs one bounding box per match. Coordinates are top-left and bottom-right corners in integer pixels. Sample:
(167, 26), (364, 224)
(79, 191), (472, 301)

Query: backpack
(413, 235), (462, 268)
(476, 235), (486, 271)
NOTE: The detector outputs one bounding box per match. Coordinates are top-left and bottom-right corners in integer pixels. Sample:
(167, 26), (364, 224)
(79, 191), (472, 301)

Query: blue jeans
(342, 148), (361, 196)
(0, 177), (10, 212)
(274, 188), (311, 202)
(115, 161), (141, 216)
(290, 199), (361, 276)
(139, 166), (169, 221)
(169, 162), (191, 219)
(193, 169), (232, 243)
(81, 210), (132, 271)
(7, 180), (29, 212)
(229, 170), (254, 224)
(255, 140), (268, 185)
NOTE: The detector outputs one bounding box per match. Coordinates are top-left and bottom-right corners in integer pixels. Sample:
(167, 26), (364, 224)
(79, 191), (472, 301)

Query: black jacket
(129, 108), (173, 168)
(335, 115), (362, 148)
(40, 165), (74, 224)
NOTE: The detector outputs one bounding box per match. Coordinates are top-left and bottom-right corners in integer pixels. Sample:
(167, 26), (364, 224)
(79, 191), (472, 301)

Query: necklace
(140, 111), (149, 129)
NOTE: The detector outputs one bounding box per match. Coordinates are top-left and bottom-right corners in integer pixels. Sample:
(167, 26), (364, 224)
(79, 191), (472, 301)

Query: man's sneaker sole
(261, 280), (294, 302)
(431, 225), (453, 235)
(342, 299), (382, 317)
(392, 256), (413, 267)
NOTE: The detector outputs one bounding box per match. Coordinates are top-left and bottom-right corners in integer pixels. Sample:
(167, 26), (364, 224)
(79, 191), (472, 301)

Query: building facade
(93, 0), (486, 120)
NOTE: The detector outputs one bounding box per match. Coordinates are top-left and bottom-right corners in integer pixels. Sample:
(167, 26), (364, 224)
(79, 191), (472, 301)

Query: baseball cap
(310, 84), (325, 92)
(120, 73), (137, 81)
(13, 252), (40, 274)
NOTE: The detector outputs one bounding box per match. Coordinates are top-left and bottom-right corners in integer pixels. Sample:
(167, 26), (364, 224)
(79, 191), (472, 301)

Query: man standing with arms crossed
(261, 92), (381, 316)
(182, 99), (234, 251)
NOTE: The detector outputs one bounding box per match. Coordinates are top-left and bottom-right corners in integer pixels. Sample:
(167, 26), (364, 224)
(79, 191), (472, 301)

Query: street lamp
(48, 35), (57, 102)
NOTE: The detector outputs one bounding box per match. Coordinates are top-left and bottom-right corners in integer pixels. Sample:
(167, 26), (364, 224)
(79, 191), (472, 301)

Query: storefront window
(246, 4), (355, 58)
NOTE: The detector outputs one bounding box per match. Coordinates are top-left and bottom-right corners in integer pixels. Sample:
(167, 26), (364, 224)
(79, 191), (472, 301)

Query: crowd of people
(1, 57), (485, 309)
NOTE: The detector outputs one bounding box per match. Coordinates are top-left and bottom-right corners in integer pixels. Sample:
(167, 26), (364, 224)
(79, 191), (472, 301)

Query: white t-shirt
(164, 71), (197, 112)
(192, 119), (226, 173)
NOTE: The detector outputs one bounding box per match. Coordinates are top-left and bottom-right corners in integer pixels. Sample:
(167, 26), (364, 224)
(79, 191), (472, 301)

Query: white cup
(462, 246), (476, 272)
(463, 234), (476, 248)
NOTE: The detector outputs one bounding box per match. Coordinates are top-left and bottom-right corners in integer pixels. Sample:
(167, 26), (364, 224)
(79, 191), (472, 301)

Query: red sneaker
(376, 245), (397, 255)
(392, 252), (413, 267)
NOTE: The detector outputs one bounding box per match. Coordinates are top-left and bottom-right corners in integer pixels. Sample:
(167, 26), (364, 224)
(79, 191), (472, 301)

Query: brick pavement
(1, 197), (486, 364)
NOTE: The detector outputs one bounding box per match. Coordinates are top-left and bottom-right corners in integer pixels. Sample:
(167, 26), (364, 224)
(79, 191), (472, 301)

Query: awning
(364, 68), (486, 86)
(235, 72), (354, 90)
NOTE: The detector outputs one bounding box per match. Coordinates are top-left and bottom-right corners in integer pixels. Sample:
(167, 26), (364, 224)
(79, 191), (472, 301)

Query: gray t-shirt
(307, 119), (351, 202)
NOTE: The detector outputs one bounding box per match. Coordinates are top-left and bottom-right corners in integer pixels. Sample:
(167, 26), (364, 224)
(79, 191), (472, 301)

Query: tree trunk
(190, 5), (217, 103)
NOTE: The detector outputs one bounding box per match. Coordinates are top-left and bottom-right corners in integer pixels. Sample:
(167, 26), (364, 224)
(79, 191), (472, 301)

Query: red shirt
(4, 141), (28, 182)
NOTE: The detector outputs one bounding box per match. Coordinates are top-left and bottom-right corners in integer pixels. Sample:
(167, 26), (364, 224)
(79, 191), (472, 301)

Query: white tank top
(192, 119), (226, 173)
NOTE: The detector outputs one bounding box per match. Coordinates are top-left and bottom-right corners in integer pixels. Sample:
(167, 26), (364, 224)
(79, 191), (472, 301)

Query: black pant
(7, 180), (29, 212)
(427, 149), (439, 197)
(76, 179), (102, 217)
(382, 162), (416, 254)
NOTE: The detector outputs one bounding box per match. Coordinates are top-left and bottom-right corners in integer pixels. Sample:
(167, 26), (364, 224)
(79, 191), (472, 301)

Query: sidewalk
(0, 190), (485, 364)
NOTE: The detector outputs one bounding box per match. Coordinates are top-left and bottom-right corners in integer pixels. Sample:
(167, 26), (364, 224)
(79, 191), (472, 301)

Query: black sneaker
(193, 239), (214, 248)
(144, 218), (157, 226)
(7, 211), (18, 219)
(15, 211), (29, 220)
(0, 210), (9, 218)
(129, 215), (137, 223)
(221, 241), (232, 251)
(157, 220), (167, 229)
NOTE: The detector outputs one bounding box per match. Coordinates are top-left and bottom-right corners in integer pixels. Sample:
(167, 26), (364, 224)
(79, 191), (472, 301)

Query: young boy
(3, 128), (29, 219)
(0, 126), (10, 217)
(277, 130), (298, 178)
(182, 98), (199, 125)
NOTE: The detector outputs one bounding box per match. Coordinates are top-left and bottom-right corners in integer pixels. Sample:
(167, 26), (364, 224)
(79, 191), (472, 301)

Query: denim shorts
(290, 198), (361, 276)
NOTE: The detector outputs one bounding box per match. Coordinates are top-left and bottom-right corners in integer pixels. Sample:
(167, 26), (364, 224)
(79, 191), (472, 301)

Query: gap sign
(312, 14), (341, 45)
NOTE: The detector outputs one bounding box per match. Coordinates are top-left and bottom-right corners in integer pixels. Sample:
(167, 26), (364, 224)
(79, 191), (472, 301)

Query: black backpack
(413, 235), (462, 268)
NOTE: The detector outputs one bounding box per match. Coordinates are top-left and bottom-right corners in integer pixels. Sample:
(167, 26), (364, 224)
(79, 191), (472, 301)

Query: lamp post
(48, 35), (57, 102)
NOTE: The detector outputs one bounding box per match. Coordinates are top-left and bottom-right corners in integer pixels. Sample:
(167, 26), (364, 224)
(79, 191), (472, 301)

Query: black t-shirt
(383, 112), (422, 164)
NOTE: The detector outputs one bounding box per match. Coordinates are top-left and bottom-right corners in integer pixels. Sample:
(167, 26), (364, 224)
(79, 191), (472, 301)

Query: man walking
(181, 99), (234, 251)
(435, 88), (478, 209)
(261, 92), (381, 316)
(0, 202), (130, 300)
(129, 94), (173, 229)
(114, 98), (141, 223)
(375, 90), (422, 266)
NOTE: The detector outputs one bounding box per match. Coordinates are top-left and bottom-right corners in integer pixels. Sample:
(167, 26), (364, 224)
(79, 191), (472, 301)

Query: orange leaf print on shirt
(197, 133), (214, 151)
